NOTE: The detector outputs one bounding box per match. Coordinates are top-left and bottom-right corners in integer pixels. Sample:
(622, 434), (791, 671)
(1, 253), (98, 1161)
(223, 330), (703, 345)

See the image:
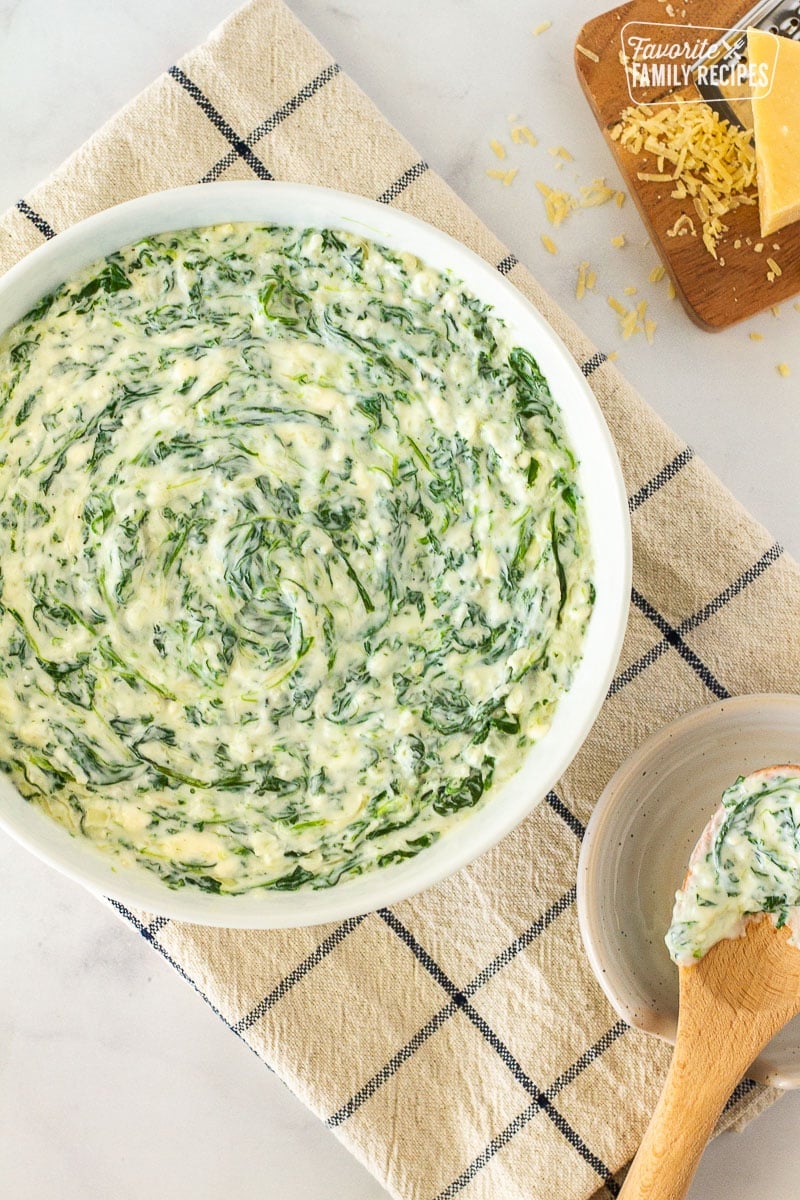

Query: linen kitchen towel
(2, 2), (799, 1197)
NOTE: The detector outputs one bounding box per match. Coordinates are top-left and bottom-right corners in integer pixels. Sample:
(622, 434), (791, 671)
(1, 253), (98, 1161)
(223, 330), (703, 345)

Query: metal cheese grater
(692, 0), (800, 128)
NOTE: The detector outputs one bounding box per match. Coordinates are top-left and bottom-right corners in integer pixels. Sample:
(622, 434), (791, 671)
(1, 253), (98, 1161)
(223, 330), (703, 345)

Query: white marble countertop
(1, 1), (799, 1196)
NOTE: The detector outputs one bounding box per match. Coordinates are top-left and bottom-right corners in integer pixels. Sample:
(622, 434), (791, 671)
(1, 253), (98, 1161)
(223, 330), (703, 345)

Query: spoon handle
(621, 918), (800, 1198)
(618, 1025), (745, 1200)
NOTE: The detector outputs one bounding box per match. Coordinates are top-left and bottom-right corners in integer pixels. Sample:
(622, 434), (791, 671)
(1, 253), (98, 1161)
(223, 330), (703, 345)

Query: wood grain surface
(575, 0), (800, 328)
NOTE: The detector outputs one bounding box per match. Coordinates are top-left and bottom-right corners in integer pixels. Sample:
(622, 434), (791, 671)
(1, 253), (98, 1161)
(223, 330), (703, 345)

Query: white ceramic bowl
(0, 183), (630, 927)
(578, 694), (800, 1087)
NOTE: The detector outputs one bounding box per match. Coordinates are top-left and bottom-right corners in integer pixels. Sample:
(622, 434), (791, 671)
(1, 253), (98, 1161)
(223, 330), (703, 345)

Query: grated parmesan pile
(611, 102), (757, 258)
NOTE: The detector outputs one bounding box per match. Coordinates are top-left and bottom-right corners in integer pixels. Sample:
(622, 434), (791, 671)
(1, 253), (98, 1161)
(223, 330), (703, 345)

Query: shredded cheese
(649, 265), (666, 283)
(576, 44), (599, 62)
(607, 294), (654, 342)
(536, 180), (576, 226)
(750, 332), (763, 341)
(490, 140), (506, 160)
(611, 235), (626, 247)
(580, 178), (616, 207)
(541, 234), (558, 255)
(486, 168), (518, 187)
(667, 213), (696, 238)
(612, 102), (757, 259)
(510, 124), (538, 146)
(777, 363), (791, 377)
(533, 20), (552, 34)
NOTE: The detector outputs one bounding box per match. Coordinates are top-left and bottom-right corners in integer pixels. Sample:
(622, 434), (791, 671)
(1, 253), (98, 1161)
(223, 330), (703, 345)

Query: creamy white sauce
(0, 223), (593, 894)
(667, 766), (800, 965)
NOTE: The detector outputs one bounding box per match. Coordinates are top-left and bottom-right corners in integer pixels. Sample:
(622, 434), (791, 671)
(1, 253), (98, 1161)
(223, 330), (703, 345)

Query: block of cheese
(748, 28), (800, 237)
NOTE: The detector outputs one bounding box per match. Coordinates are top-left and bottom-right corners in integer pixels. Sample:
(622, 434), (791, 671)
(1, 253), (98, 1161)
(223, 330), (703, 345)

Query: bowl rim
(577, 692), (800, 1086)
(0, 181), (631, 927)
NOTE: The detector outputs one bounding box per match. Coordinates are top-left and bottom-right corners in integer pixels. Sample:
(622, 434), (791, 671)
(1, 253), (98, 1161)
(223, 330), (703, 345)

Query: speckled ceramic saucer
(578, 694), (800, 1088)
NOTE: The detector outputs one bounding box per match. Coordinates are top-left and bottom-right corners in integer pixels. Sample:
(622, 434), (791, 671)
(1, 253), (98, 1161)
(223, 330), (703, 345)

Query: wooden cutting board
(575, 0), (800, 329)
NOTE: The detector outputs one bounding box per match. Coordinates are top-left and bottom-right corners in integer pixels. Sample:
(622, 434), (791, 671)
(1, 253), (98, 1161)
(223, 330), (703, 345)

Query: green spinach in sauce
(0, 224), (593, 893)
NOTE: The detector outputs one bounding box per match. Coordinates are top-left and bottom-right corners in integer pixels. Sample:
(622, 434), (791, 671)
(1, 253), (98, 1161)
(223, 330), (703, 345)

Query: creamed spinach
(667, 767), (800, 964)
(0, 224), (593, 894)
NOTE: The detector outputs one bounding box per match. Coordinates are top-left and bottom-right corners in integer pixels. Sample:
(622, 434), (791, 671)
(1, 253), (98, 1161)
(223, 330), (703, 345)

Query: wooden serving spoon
(621, 901), (800, 1198)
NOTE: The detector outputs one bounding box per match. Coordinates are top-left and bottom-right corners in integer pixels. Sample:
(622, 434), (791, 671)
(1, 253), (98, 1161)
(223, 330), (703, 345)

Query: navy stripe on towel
(545, 791), (585, 840)
(168, 65), (273, 180)
(628, 447), (694, 512)
(421, 1023), (627, 1199)
(496, 252), (518, 275)
(681, 542), (783, 633)
(466, 887), (576, 995)
(330, 888), (576, 1126)
(377, 161), (429, 204)
(379, 908), (618, 1188)
(233, 915), (365, 1033)
(631, 587), (729, 699)
(16, 199), (55, 240)
(581, 351), (607, 376)
(328, 1000), (457, 1127)
(200, 63), (340, 184)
